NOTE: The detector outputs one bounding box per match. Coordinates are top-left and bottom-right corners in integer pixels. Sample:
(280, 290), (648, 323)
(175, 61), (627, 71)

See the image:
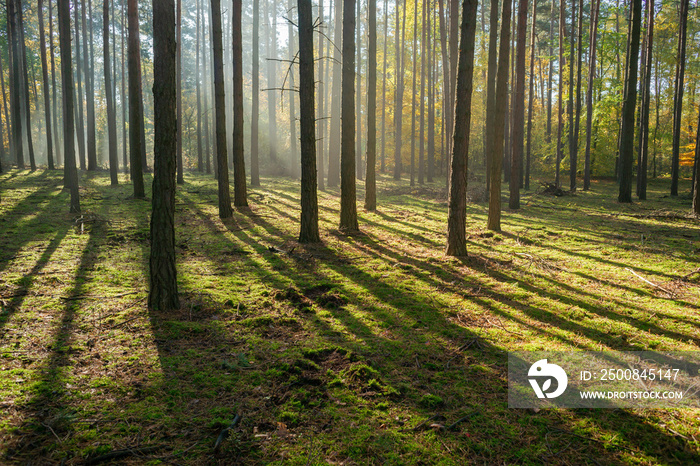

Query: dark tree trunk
(427, 0), (434, 183)
(210, 0), (233, 217)
(250, 0), (260, 185)
(297, 0), (320, 242)
(104, 0), (119, 184)
(567, 0), (575, 190)
(203, 13), (212, 176)
(149, 0), (179, 311)
(618, 0), (641, 203)
(409, 0), (418, 186)
(288, 0), (298, 179)
(18, 0), (35, 170)
(446, 0), (478, 256)
(693, 106), (700, 215)
(74, 0), (86, 171)
(58, 0), (80, 212)
(327, 0), (342, 186)
(176, 0), (183, 184)
(525, 0), (537, 191)
(232, 0), (247, 206)
(394, 0), (407, 180)
(196, 0), (203, 172)
(365, 0), (377, 210)
(487, 0), (511, 231)
(583, 0), (600, 191)
(555, 0), (563, 187)
(121, 0), (128, 172)
(265, 0), (278, 166)
(340, 0), (359, 230)
(546, 0), (553, 143)
(39, 0), (55, 170)
(418, 0), (426, 185)
(485, 0), (499, 196)
(509, 0), (528, 209)
(380, 0), (388, 174)
(128, 0), (145, 198)
(317, 0), (326, 190)
(8, 0), (24, 169)
(570, 0), (583, 191)
(637, 0), (653, 200)
(438, 0), (450, 182)
(356, 0), (363, 180)
(82, 0), (97, 170)
(670, 0), (689, 196)
(49, 0), (61, 165)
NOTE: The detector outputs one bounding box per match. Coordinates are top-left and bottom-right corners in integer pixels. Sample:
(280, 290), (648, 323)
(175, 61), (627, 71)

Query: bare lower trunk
(365, 0), (377, 210)
(340, 0), (359, 230)
(509, 0), (529, 210)
(232, 0), (247, 206)
(39, 0), (54, 170)
(128, 0), (145, 197)
(104, 0), (119, 184)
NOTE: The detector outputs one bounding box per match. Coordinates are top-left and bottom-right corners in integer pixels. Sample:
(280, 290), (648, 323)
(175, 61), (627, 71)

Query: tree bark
(509, 0), (528, 209)
(446, 0), (478, 256)
(39, 0), (55, 170)
(82, 0), (97, 170)
(176, 0), (183, 183)
(487, 0), (511, 231)
(567, 0), (575, 190)
(149, 0), (179, 311)
(418, 0), (426, 185)
(317, 0), (326, 190)
(356, 0), (363, 180)
(231, 0), (247, 207)
(409, 0), (418, 186)
(670, 0), (689, 196)
(7, 0), (23, 169)
(49, 0), (62, 165)
(365, 0), (377, 210)
(583, 0), (600, 191)
(524, 0), (536, 191)
(340, 0), (359, 230)
(380, 0), (388, 174)
(128, 0), (145, 198)
(104, 0), (119, 184)
(570, 0), (583, 191)
(210, 0), (233, 217)
(58, 0), (80, 212)
(18, 0), (36, 170)
(196, 0), (203, 172)
(637, 0), (653, 200)
(618, 0), (642, 203)
(555, 0), (564, 187)
(297, 0), (320, 242)
(264, 0), (278, 165)
(327, 0), (342, 186)
(485, 0), (498, 196)
(288, 0), (298, 179)
(394, 0), (407, 180)
(121, 0), (128, 172)
(438, 0), (450, 183)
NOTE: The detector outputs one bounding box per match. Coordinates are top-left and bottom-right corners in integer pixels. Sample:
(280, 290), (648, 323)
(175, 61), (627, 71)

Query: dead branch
(682, 268), (700, 281)
(214, 414), (242, 453)
(625, 268), (674, 296)
(85, 445), (164, 465)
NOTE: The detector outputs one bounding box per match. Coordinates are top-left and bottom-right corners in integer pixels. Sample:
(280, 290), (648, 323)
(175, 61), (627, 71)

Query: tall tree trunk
(410, 0), (418, 186)
(637, 0), (653, 200)
(0, 44), (6, 169)
(210, 0), (233, 217)
(555, 0), (563, 187)
(567, 0), (575, 190)
(327, 0), (342, 186)
(418, 0), (426, 185)
(393, 0), (406, 180)
(264, 0), (278, 165)
(356, 0), (363, 180)
(298, 0), (320, 242)
(58, 0), (80, 212)
(438, 0), (450, 183)
(39, 0), (55, 170)
(487, 0), (511, 231)
(81, 0), (97, 170)
(317, 0), (326, 190)
(74, 0), (86, 170)
(365, 0), (377, 210)
(121, 0), (128, 172)
(18, 0), (36, 170)
(176, 0), (184, 183)
(446, 0), (478, 256)
(448, 0), (458, 170)
(546, 0), (553, 143)
(427, 0), (435, 183)
(525, 0), (536, 191)
(340, 0), (359, 230)
(583, 0), (599, 191)
(618, 0), (641, 203)
(196, 0), (203, 172)
(128, 0), (145, 198)
(251, 0), (260, 184)
(510, 0), (527, 209)
(288, 0), (298, 179)
(671, 0), (689, 196)
(693, 106), (700, 215)
(232, 0), (247, 206)
(149, 0), (179, 311)
(485, 0), (499, 195)
(104, 0), (119, 184)
(8, 0), (23, 169)
(203, 10), (212, 176)
(49, 0), (61, 165)
(380, 0), (388, 174)
(570, 0), (582, 191)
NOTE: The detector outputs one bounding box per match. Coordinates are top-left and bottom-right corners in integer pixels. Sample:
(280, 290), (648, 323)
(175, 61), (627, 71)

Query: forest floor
(0, 169), (699, 465)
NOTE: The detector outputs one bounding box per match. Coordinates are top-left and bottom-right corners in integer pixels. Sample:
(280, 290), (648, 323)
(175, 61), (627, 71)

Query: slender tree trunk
(583, 0), (599, 191)
(128, 0), (145, 197)
(380, 0), (388, 174)
(570, 0), (582, 191)
(567, 0), (575, 190)
(297, 0), (320, 242)
(546, 0), (553, 143)
(39, 0), (55, 170)
(58, 0), (80, 212)
(8, 0), (23, 169)
(427, 0), (435, 183)
(509, 0), (527, 209)
(49, 0), (61, 165)
(671, 0), (689, 196)
(365, 0), (377, 210)
(555, 0), (563, 187)
(18, 0), (36, 170)
(196, 0), (203, 172)
(418, 0), (426, 185)
(176, 0), (183, 183)
(394, 0), (406, 180)
(121, 0), (128, 172)
(250, 0), (261, 184)
(104, 0), (119, 184)
(264, 0), (278, 165)
(693, 106), (700, 215)
(438, 0), (450, 184)
(637, 0), (653, 200)
(0, 44), (6, 168)
(356, 0), (363, 180)
(82, 0), (97, 170)
(149, 0), (179, 311)
(231, 0), (247, 206)
(210, 0), (233, 217)
(340, 0), (359, 230)
(485, 0), (498, 195)
(317, 0), (326, 190)
(288, 0), (298, 179)
(409, 0), (418, 186)
(203, 11), (212, 176)
(487, 0), (511, 231)
(327, 0), (342, 186)
(525, 0), (536, 191)
(618, 0), (641, 203)
(446, 0), (478, 256)
(74, 0), (86, 170)
(449, 0), (458, 168)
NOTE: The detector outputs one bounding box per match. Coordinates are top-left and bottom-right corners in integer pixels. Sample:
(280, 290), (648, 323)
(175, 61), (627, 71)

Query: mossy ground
(0, 169), (699, 464)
